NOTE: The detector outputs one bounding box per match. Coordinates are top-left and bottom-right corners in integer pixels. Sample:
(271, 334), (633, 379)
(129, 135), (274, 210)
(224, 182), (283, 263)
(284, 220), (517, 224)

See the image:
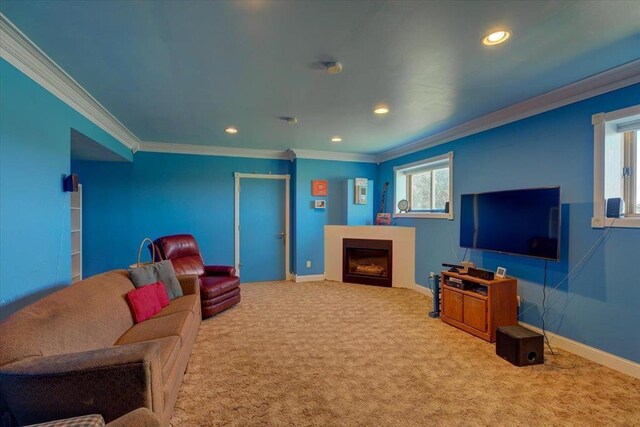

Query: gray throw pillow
(129, 260), (183, 300)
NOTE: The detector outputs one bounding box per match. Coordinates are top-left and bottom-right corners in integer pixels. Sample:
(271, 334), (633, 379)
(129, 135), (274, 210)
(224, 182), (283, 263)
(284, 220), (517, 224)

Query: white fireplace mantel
(324, 225), (416, 289)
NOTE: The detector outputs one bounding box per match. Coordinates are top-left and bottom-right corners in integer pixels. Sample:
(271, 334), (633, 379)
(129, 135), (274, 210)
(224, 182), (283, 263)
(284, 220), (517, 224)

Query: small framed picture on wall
(314, 200), (326, 209)
(312, 180), (328, 196)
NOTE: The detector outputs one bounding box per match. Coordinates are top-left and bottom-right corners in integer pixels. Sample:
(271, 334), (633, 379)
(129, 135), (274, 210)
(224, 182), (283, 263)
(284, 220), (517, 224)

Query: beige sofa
(0, 270), (201, 426)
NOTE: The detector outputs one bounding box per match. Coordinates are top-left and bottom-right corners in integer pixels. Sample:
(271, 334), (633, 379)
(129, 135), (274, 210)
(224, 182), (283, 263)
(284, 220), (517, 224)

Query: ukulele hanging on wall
(375, 182), (391, 225)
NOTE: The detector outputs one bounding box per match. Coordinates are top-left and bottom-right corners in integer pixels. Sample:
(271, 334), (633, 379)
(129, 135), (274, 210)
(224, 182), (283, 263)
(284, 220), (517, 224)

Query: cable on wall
(518, 218), (616, 320)
(541, 260), (555, 355)
(448, 224), (460, 263)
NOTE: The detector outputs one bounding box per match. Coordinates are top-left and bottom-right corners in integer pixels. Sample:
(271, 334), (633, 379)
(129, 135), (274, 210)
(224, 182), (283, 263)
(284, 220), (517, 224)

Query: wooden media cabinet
(440, 271), (517, 342)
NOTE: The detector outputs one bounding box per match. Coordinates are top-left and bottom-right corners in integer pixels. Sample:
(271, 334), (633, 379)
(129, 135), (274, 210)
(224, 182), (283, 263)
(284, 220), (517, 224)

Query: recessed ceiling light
(374, 105), (390, 115)
(482, 30), (511, 46)
(225, 127), (238, 134)
(331, 136), (343, 143)
(324, 61), (343, 74)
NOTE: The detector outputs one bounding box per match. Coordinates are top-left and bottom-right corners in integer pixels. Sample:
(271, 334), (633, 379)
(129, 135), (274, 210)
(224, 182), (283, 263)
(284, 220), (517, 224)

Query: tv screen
(460, 187), (561, 261)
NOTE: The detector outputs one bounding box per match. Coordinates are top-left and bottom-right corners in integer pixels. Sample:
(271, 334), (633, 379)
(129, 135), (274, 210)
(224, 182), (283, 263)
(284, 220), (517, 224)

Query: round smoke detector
(324, 61), (343, 74)
(279, 116), (298, 125)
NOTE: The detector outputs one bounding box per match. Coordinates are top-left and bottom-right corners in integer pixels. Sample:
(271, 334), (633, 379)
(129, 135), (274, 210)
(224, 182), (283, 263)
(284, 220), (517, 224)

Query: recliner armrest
(204, 265), (236, 277)
(0, 342), (163, 425)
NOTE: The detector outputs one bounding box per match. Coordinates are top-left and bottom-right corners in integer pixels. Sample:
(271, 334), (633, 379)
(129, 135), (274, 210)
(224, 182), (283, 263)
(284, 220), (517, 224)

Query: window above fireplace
(393, 151), (454, 220)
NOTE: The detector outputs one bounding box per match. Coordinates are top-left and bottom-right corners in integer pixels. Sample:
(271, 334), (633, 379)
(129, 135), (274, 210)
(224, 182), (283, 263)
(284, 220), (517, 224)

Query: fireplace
(343, 238), (393, 287)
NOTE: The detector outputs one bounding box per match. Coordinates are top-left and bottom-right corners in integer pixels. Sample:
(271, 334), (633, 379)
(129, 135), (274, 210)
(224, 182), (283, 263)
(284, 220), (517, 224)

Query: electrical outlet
(306, 260), (311, 268)
(429, 272), (435, 279)
(517, 296), (521, 307)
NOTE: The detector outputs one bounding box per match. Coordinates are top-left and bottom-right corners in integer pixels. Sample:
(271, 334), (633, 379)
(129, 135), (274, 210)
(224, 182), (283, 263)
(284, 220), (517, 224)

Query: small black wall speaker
(606, 197), (624, 218)
(496, 325), (544, 366)
(63, 174), (79, 192)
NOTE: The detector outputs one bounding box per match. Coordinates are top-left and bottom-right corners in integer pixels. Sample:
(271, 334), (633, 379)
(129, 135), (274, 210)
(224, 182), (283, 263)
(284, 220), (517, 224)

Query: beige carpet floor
(171, 281), (640, 426)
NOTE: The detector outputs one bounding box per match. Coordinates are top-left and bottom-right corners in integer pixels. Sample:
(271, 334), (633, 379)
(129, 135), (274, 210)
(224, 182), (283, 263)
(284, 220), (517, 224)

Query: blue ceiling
(2, 0), (639, 154)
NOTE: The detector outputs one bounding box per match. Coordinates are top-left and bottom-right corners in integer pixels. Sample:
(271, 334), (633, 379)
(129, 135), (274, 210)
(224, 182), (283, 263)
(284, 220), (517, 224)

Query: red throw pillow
(126, 285), (161, 323)
(152, 281), (170, 308)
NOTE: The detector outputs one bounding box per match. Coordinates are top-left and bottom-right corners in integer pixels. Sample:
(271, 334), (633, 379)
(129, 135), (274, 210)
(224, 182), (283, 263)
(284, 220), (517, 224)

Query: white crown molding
(4, 9), (637, 164)
(287, 148), (378, 164)
(377, 59), (640, 163)
(140, 141), (290, 160)
(139, 141), (379, 163)
(0, 13), (140, 152)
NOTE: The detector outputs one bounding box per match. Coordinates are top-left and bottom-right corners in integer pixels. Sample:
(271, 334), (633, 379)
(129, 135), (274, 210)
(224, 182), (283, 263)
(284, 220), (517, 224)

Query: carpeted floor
(171, 281), (640, 426)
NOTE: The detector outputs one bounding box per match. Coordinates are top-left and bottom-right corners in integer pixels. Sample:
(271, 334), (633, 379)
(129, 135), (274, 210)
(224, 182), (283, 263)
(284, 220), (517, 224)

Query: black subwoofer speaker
(496, 325), (544, 366)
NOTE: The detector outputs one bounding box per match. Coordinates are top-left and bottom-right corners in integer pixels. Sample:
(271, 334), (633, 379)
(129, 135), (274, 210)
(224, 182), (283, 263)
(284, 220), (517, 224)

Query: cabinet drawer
(442, 287), (463, 322)
(463, 294), (487, 332)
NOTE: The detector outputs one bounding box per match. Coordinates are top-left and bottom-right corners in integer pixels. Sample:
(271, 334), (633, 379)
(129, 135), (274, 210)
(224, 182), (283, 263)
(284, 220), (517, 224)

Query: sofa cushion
(0, 270), (135, 367)
(152, 282), (170, 308)
(129, 261), (183, 300)
(200, 276), (240, 300)
(126, 286), (161, 323)
(116, 312), (194, 345)
(152, 295), (198, 318)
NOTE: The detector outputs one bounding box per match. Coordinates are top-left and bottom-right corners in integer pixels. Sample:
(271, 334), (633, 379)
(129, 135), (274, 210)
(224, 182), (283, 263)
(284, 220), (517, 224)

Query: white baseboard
(519, 322), (640, 379)
(293, 274), (325, 283)
(409, 285), (639, 379)
(413, 283), (434, 297)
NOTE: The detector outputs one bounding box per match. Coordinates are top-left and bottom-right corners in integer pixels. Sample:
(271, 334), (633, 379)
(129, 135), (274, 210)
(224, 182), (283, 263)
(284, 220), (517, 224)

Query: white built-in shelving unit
(71, 184), (82, 283)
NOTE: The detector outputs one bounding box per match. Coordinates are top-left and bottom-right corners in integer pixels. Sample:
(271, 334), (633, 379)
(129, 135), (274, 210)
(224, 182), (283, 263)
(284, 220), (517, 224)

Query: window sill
(591, 217), (640, 229)
(394, 212), (453, 220)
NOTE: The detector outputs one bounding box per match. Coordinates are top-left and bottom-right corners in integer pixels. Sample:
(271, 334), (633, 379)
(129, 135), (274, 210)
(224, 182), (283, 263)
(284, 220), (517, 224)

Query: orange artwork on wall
(311, 180), (328, 196)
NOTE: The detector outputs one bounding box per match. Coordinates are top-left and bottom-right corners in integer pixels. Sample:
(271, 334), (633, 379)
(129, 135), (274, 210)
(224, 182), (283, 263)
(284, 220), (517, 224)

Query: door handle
(278, 232), (286, 239)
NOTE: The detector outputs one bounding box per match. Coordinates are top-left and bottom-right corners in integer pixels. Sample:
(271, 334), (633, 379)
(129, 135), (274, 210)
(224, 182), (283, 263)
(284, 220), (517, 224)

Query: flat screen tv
(460, 187), (561, 261)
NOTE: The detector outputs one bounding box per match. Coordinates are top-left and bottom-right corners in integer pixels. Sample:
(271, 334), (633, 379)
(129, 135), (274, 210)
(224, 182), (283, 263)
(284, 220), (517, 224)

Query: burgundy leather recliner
(151, 234), (240, 319)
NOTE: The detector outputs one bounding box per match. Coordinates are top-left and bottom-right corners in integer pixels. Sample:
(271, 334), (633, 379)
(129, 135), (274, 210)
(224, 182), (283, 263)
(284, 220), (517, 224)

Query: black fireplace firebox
(342, 238), (393, 287)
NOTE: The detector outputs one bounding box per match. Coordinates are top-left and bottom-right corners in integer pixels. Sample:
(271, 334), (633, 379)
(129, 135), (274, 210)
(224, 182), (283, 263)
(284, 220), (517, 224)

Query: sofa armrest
(0, 342), (163, 426)
(107, 407), (160, 427)
(204, 265), (236, 277)
(177, 274), (200, 295)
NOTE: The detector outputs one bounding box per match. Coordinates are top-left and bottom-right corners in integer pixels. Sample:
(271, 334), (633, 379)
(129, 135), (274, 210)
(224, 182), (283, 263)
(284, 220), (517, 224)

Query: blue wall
(0, 59), (131, 319)
(377, 83), (640, 363)
(72, 153), (291, 277)
(293, 159), (378, 275)
(74, 155), (378, 279)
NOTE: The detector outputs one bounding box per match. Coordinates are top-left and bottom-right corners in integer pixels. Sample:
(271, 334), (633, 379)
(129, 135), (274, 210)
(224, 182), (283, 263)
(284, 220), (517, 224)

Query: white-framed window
(592, 104), (640, 228)
(393, 152), (453, 219)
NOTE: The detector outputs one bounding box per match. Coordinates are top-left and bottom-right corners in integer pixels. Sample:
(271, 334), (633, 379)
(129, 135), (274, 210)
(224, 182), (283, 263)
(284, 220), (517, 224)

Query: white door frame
(234, 173), (291, 280)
